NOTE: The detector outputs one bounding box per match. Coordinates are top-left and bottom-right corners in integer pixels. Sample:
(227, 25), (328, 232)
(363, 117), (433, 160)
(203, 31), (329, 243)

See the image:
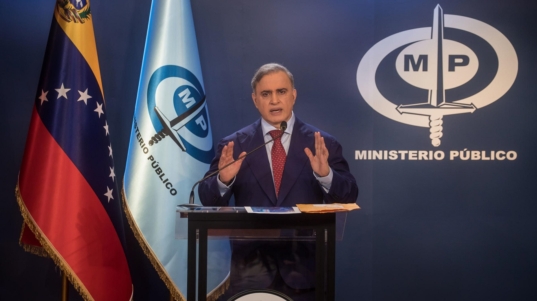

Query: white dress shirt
(218, 112), (332, 195)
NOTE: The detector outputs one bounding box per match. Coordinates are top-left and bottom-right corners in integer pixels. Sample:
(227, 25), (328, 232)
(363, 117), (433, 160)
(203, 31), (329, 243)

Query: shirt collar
(261, 111), (295, 136)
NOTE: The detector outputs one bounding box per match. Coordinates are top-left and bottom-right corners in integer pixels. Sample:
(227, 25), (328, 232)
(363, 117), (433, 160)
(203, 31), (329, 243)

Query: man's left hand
(304, 132), (330, 177)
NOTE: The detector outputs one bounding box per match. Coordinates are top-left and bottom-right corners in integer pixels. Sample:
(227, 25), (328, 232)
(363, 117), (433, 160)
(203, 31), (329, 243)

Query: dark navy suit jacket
(199, 117), (358, 291)
(199, 118), (358, 207)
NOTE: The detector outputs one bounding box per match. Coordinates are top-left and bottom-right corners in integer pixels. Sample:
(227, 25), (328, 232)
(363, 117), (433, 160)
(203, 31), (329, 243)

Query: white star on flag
(104, 186), (114, 202)
(109, 167), (116, 182)
(108, 144), (113, 157)
(103, 121), (109, 136)
(55, 83), (70, 99)
(94, 101), (104, 118)
(39, 90), (48, 105)
(77, 88), (92, 105)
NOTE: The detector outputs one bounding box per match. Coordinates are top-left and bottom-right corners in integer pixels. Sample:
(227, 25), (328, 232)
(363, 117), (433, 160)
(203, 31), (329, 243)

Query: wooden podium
(178, 207), (338, 301)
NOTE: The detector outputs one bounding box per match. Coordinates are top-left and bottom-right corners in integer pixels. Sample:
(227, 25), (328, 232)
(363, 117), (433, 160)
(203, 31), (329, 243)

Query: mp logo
(357, 5), (518, 146)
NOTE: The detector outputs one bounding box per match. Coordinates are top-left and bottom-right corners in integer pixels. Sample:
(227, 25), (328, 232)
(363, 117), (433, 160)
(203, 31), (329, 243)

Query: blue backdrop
(1, 0), (536, 300)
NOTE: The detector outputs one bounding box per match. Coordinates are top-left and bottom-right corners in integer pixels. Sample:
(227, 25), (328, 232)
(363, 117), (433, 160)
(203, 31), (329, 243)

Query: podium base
(228, 289), (292, 301)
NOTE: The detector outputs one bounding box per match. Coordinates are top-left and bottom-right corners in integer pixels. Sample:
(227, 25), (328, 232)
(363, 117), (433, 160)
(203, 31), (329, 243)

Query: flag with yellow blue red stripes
(16, 1), (133, 300)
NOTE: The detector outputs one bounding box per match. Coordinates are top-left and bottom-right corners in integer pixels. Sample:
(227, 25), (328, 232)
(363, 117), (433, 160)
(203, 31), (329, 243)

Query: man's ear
(252, 93), (257, 108)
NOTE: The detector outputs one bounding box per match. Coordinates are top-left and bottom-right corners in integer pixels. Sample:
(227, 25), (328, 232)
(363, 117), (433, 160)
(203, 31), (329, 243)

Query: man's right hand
(218, 141), (246, 185)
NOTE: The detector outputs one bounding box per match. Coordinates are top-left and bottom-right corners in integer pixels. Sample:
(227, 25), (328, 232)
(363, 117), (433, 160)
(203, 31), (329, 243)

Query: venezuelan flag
(16, 1), (132, 300)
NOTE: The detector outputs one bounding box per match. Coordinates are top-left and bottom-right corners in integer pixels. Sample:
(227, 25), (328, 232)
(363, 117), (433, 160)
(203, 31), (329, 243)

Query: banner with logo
(122, 0), (230, 300)
(15, 0), (133, 300)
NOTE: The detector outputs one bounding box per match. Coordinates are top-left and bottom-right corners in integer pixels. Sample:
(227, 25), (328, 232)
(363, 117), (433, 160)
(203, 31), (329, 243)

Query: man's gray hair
(251, 63), (294, 92)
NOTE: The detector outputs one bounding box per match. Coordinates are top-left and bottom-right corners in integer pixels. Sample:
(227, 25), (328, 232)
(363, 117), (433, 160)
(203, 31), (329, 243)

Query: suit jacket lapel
(277, 119), (311, 205)
(240, 120), (278, 205)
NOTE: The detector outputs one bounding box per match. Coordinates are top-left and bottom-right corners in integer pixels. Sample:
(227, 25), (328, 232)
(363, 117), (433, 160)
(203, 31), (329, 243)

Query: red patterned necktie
(269, 130), (286, 196)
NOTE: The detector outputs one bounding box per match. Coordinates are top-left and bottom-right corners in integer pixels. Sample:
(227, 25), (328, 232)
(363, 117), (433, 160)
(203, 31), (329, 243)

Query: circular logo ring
(357, 14), (518, 127)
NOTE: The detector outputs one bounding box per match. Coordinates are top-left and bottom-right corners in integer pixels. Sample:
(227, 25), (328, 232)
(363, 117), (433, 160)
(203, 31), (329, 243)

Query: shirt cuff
(314, 168), (333, 192)
(217, 174), (235, 196)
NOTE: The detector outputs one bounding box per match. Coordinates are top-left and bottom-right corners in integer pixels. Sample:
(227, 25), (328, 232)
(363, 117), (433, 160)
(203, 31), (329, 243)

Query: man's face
(252, 71), (297, 128)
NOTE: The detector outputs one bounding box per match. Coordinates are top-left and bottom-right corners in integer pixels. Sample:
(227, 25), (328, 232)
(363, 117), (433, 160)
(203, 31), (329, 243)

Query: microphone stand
(179, 122), (287, 209)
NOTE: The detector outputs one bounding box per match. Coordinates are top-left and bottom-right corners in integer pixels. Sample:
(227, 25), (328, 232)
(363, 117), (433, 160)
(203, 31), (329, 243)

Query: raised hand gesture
(304, 132), (330, 177)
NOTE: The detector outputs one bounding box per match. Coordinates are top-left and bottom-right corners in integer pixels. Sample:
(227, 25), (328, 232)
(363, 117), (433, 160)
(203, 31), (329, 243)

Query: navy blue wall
(1, 0), (536, 300)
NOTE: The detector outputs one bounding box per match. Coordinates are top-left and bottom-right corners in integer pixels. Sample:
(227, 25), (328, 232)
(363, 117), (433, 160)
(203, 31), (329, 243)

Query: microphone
(180, 121), (288, 208)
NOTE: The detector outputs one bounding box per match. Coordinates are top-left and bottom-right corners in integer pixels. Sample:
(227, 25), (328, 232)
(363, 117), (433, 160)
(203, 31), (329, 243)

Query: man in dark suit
(199, 63), (358, 299)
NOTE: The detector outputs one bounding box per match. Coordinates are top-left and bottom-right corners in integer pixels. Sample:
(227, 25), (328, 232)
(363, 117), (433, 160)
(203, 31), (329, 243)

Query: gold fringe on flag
(121, 186), (229, 301)
(15, 183), (94, 301)
(121, 187), (186, 301)
(19, 222), (48, 257)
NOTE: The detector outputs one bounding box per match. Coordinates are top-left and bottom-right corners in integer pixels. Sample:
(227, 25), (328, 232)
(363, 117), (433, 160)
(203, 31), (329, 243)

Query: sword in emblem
(149, 95), (207, 151)
(397, 5), (476, 147)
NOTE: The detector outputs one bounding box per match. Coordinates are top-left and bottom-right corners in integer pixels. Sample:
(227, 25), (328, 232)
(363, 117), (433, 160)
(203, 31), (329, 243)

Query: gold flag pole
(61, 273), (68, 301)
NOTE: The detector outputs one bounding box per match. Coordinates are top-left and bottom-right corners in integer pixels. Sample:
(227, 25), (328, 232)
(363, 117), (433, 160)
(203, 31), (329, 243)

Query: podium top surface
(177, 206), (337, 226)
(177, 206), (247, 214)
(175, 206), (347, 240)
